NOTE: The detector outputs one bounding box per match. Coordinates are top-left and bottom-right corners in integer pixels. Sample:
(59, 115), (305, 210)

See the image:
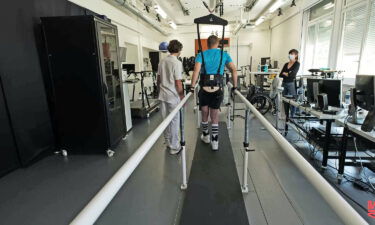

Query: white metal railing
(227, 82), (368, 225)
(70, 92), (193, 225)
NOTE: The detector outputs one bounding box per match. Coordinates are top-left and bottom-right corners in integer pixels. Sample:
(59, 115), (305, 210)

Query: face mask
(289, 54), (295, 60)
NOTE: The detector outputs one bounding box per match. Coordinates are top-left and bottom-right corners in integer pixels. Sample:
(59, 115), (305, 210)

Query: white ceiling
(108, 0), (296, 34)
(156, 0), (275, 25)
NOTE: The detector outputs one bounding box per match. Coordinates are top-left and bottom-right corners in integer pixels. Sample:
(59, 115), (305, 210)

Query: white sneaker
(169, 146), (183, 155)
(201, 132), (210, 144)
(211, 140), (219, 151)
(211, 135), (219, 151)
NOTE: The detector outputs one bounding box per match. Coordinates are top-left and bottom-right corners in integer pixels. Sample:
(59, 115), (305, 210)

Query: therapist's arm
(175, 80), (184, 100)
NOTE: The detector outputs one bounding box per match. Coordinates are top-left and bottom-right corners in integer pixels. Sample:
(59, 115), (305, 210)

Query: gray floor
(0, 99), (373, 225)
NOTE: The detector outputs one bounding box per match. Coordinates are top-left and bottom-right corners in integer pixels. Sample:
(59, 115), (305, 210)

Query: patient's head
(207, 35), (219, 49)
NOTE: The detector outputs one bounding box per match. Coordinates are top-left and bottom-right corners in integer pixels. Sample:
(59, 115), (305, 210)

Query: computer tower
(0, 77), (20, 176)
(41, 16), (126, 155)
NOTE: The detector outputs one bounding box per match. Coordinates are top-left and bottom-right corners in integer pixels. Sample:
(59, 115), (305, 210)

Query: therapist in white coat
(157, 40), (185, 155)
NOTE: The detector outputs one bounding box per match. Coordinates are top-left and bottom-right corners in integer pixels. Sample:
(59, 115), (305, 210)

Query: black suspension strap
(196, 23), (206, 76)
(216, 25), (226, 75)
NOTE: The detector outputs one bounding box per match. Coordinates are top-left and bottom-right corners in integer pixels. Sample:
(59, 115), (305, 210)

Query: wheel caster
(61, 150), (68, 157)
(107, 150), (115, 157)
(241, 186), (249, 193)
(146, 113), (150, 118)
(180, 184), (187, 190)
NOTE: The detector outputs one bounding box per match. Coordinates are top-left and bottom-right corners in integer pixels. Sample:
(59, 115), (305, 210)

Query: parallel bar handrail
(228, 83), (368, 225)
(70, 93), (192, 225)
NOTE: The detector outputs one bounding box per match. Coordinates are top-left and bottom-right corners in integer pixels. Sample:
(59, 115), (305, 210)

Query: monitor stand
(361, 108), (375, 132)
(347, 104), (362, 125)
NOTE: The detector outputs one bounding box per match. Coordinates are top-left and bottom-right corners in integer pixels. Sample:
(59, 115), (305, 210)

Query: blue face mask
(289, 54), (295, 60)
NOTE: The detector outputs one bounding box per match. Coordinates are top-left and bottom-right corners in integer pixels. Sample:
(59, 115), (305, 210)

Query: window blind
(304, 25), (316, 73)
(314, 19), (333, 68)
(339, 4), (367, 78)
(359, 0), (375, 74)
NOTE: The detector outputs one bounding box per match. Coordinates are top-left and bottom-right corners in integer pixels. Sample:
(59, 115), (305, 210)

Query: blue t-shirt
(195, 48), (232, 75)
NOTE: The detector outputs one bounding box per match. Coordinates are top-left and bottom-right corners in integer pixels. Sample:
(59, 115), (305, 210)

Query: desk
(335, 118), (375, 179)
(282, 97), (346, 168)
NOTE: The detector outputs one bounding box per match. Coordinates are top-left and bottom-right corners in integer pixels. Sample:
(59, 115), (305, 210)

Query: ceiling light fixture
(269, 0), (286, 13)
(169, 21), (177, 30)
(255, 16), (265, 26)
(291, 0), (296, 7)
(323, 2), (334, 10)
(154, 5), (167, 19)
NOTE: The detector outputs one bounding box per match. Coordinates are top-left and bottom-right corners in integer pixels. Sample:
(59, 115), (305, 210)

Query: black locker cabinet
(41, 16), (126, 156)
(0, 77), (20, 176)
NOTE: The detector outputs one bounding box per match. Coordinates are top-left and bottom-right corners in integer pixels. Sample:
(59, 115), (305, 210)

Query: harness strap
(196, 24), (206, 75)
(216, 25), (226, 75)
(196, 21), (226, 89)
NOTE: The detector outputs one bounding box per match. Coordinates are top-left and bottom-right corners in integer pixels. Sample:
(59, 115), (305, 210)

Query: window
(359, 0), (375, 74)
(304, 19), (333, 72)
(338, 3), (367, 80)
(303, 0), (335, 73)
(310, 0), (335, 21)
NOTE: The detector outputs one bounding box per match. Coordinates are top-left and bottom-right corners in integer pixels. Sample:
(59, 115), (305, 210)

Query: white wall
(270, 2), (304, 70)
(232, 27), (271, 71)
(68, 0), (168, 70)
(125, 43), (139, 69)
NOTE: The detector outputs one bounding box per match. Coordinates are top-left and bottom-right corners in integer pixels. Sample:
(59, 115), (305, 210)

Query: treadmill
(128, 71), (159, 118)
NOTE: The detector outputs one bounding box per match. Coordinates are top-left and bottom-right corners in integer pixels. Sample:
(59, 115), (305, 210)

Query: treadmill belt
(179, 122), (249, 225)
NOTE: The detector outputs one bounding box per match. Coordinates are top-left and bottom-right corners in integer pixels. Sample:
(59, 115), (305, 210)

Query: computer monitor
(261, 57), (271, 65)
(306, 78), (321, 103)
(122, 64), (135, 73)
(355, 75), (375, 132)
(319, 79), (342, 108)
(355, 75), (375, 111)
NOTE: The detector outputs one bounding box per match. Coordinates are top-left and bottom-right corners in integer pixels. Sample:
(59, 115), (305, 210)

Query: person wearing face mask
(279, 49), (300, 117)
(157, 40), (185, 155)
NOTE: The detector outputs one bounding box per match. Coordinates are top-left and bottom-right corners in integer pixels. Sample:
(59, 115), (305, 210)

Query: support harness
(194, 14), (228, 89)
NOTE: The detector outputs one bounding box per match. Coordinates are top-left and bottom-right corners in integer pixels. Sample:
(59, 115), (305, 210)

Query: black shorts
(199, 89), (224, 109)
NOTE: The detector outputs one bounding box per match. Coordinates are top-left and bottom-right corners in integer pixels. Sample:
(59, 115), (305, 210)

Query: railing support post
(242, 109), (253, 193)
(195, 86), (201, 129)
(276, 91), (281, 130)
(180, 108), (187, 190)
(227, 85), (232, 129)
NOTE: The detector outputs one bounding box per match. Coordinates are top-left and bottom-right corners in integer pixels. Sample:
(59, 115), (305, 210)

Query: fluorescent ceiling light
(323, 2), (334, 10)
(154, 5), (167, 19)
(255, 16), (265, 26)
(169, 21), (177, 30)
(269, 0), (286, 13)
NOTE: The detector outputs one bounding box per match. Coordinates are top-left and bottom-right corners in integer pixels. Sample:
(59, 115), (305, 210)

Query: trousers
(160, 101), (180, 149)
(282, 82), (297, 117)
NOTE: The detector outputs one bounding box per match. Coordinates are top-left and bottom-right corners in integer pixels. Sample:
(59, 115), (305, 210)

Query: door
(96, 21), (126, 147)
(0, 77), (20, 176)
